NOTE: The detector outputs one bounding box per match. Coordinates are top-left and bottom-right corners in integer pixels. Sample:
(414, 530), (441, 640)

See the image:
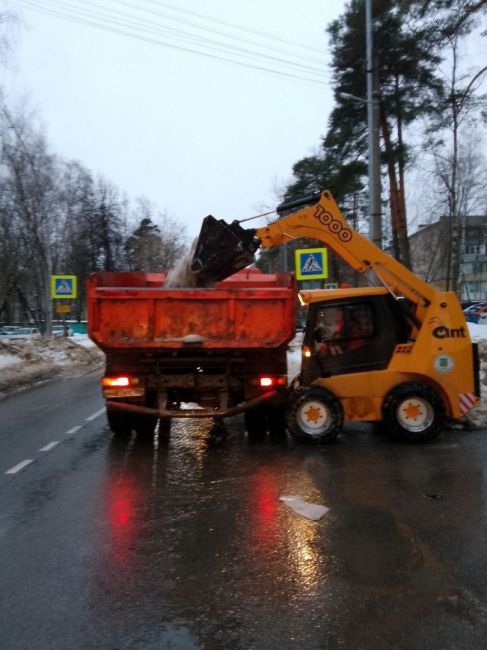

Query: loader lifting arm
(191, 189), (437, 321)
(255, 190), (436, 312)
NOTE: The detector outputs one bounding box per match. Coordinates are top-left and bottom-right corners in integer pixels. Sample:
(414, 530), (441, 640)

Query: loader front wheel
(286, 386), (343, 444)
(382, 382), (446, 443)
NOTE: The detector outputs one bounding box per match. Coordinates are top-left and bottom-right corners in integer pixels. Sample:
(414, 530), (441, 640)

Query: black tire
(107, 409), (132, 437)
(158, 417), (171, 438)
(286, 386), (343, 444)
(267, 403), (287, 438)
(133, 391), (160, 437)
(133, 414), (159, 437)
(244, 405), (267, 439)
(382, 382), (446, 443)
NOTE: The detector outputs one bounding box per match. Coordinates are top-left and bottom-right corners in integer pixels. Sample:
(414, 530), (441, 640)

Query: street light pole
(365, 0), (382, 248)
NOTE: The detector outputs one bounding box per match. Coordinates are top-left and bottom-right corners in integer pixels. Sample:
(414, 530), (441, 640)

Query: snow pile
(0, 335), (104, 396)
(464, 338), (487, 429)
(287, 331), (303, 381)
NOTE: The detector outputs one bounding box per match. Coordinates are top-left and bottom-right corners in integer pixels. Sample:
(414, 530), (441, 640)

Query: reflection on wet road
(2, 394), (487, 649)
(95, 420), (487, 649)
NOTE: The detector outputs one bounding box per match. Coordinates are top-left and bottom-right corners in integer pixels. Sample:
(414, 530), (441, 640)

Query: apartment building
(409, 215), (487, 301)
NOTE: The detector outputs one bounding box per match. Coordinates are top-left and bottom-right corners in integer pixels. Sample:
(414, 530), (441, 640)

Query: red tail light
(102, 376), (137, 388)
(258, 376), (287, 388)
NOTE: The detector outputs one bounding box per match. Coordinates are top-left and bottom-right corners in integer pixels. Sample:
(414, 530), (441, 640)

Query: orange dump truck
(87, 268), (296, 437)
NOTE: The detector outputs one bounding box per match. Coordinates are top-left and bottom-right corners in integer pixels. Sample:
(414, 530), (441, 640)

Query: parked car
(7, 327), (41, 340)
(0, 325), (21, 334)
(465, 303), (487, 323)
(52, 325), (74, 336)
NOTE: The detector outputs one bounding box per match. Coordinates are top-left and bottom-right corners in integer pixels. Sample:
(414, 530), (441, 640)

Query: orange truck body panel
(87, 269), (296, 351)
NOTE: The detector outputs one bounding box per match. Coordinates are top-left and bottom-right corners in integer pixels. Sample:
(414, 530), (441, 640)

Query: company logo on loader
(432, 325), (466, 339)
(313, 205), (353, 243)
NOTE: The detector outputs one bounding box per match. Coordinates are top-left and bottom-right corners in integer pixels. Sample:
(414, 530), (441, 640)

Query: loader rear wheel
(382, 382), (446, 443)
(286, 386), (343, 444)
(107, 410), (132, 437)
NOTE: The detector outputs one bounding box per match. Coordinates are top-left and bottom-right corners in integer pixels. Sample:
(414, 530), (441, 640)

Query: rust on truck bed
(87, 268), (296, 350)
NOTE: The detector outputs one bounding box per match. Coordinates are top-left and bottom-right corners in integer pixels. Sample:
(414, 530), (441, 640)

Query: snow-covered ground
(0, 334), (104, 397)
(0, 325), (486, 429)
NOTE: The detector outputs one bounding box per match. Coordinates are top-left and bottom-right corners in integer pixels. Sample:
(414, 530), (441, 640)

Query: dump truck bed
(87, 269), (296, 351)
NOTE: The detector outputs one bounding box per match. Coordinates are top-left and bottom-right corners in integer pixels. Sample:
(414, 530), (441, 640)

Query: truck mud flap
(106, 390), (282, 419)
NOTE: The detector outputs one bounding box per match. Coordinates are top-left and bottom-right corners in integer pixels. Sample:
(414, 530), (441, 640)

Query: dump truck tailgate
(87, 271), (296, 350)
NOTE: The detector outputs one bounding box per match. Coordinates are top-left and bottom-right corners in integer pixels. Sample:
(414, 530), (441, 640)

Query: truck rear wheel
(159, 418), (171, 437)
(286, 386), (343, 444)
(267, 404), (287, 438)
(244, 404), (287, 439)
(107, 409), (132, 437)
(382, 382), (446, 443)
(133, 415), (158, 437)
(244, 405), (267, 439)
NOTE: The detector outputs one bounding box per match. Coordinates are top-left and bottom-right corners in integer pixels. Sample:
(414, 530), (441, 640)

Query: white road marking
(86, 408), (105, 422)
(65, 425), (82, 435)
(6, 459), (34, 474)
(40, 441), (60, 452)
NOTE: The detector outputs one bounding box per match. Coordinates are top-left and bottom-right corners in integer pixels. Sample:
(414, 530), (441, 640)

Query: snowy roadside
(0, 334), (105, 398)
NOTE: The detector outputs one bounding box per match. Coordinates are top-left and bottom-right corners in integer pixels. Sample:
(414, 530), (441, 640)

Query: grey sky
(7, 0), (346, 238)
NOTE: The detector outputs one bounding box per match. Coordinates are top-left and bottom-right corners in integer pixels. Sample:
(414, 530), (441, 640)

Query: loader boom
(255, 190), (436, 317)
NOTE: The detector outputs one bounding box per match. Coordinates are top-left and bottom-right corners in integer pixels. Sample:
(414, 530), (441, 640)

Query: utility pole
(365, 0), (382, 248)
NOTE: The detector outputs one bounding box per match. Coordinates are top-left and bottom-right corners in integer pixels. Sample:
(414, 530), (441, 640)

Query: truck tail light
(258, 376), (287, 388)
(102, 376), (139, 388)
(102, 375), (144, 399)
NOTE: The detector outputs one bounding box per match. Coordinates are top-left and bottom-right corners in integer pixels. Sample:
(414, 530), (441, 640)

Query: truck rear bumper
(106, 390), (281, 419)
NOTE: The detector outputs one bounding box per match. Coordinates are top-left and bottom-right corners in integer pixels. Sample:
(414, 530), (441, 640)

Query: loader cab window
(312, 303), (374, 359)
(303, 295), (412, 382)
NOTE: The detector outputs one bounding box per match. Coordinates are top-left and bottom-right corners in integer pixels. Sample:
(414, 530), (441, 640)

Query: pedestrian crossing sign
(295, 248), (328, 280)
(51, 275), (77, 299)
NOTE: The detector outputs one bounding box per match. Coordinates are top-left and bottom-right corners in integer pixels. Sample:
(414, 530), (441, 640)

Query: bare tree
(0, 101), (62, 329)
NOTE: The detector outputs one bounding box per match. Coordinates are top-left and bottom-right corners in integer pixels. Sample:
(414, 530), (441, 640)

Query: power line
(139, 0), (327, 57)
(18, 0), (331, 88)
(109, 0), (326, 66)
(36, 0), (327, 78)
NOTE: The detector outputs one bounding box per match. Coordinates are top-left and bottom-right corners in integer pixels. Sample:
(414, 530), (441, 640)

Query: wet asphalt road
(1, 374), (487, 649)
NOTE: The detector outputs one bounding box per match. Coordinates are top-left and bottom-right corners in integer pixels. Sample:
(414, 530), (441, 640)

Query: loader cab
(301, 288), (412, 384)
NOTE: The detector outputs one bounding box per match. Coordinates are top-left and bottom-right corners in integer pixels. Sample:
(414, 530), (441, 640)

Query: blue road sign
(51, 275), (77, 299)
(295, 248), (328, 280)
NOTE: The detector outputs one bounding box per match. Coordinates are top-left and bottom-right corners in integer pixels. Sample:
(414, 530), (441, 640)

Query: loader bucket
(190, 215), (260, 285)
